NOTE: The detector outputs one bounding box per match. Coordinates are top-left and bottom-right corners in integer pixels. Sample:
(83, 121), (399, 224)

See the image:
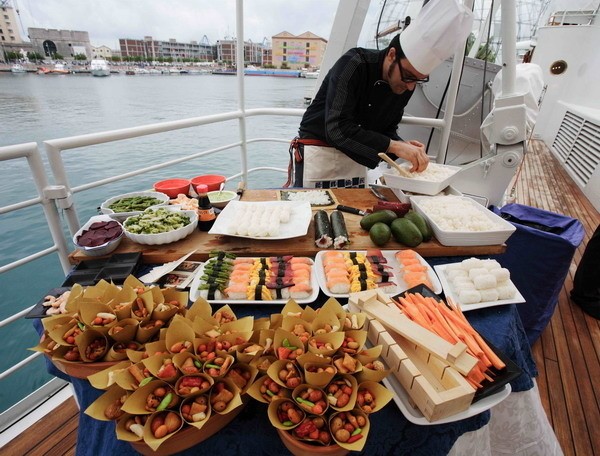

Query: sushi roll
(314, 210), (333, 248)
(468, 267), (489, 281)
(331, 210), (349, 249)
(480, 288), (499, 302)
(326, 278), (351, 294)
(289, 283), (313, 299)
(490, 268), (510, 282)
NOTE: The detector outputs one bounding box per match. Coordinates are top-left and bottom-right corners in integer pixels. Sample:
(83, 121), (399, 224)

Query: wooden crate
(349, 290), (475, 422)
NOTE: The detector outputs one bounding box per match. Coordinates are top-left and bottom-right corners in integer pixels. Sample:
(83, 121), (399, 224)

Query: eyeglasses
(397, 59), (429, 84)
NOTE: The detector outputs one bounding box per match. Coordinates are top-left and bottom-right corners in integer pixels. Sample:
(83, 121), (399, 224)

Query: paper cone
(143, 340), (168, 357)
(212, 305), (238, 325)
(258, 329), (275, 356)
(274, 328), (304, 361)
(131, 290), (154, 320)
(253, 317), (271, 331)
(64, 284), (84, 314)
(88, 360), (132, 390)
(296, 352), (333, 369)
(235, 342), (264, 364)
(76, 329), (109, 362)
(307, 332), (344, 357)
(48, 320), (83, 346)
(300, 306), (317, 323)
(281, 299), (304, 317)
(165, 318), (196, 355)
(281, 316), (312, 347)
(115, 413), (145, 442)
(268, 398), (306, 430)
(356, 381), (394, 414)
(142, 409), (184, 451)
(339, 330), (368, 357)
(203, 353), (235, 379)
(220, 316), (253, 334)
(41, 314), (76, 333)
(341, 311), (366, 331)
(312, 307), (342, 335)
(216, 331), (253, 354)
(121, 379), (179, 415)
(180, 394), (211, 429)
(209, 378), (242, 415)
(115, 362), (152, 391)
(173, 352), (203, 375)
(143, 353), (180, 384)
(356, 345), (382, 362)
(267, 359), (304, 390)
(175, 373), (213, 397)
(303, 362), (337, 389)
(325, 374), (358, 412)
(292, 384), (328, 416)
(84, 383), (129, 421)
(247, 374), (291, 404)
(320, 297), (346, 320)
(161, 288), (188, 314)
(250, 355), (277, 375)
(329, 408), (370, 452)
(186, 296), (213, 322)
(79, 302), (118, 335)
(224, 362), (258, 394)
(332, 353), (362, 376)
(270, 313), (283, 330)
(124, 275), (147, 293)
(135, 319), (165, 344)
(105, 341), (142, 362)
(108, 318), (140, 343)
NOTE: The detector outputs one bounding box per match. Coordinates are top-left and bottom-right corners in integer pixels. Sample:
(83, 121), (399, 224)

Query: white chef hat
(399, 0), (474, 75)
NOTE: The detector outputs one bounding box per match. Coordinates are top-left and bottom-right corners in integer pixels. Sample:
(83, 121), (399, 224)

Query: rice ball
(480, 288), (499, 302)
(474, 274), (497, 290)
(481, 259), (501, 270)
(446, 269), (468, 280)
(490, 268), (510, 282)
(497, 283), (518, 300)
(452, 277), (475, 290)
(461, 258), (483, 270)
(468, 267), (489, 280)
(458, 289), (481, 304)
(445, 263), (465, 272)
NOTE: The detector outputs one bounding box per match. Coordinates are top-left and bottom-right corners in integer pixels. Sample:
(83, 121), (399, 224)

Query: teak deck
(5, 140), (600, 456)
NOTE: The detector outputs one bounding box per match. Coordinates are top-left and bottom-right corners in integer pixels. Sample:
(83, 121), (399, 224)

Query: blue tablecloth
(39, 292), (536, 456)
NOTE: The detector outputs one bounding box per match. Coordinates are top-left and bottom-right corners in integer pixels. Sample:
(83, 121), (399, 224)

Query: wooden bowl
(277, 428), (348, 456)
(49, 356), (119, 379)
(129, 397), (248, 456)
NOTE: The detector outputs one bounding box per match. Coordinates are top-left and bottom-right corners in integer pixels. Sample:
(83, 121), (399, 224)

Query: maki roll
(314, 210), (333, 248)
(331, 210), (349, 249)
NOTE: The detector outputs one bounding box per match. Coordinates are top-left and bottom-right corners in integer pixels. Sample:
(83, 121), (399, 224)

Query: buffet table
(50, 188), (560, 455)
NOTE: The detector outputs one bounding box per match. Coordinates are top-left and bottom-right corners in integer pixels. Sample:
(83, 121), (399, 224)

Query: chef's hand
(387, 140), (429, 172)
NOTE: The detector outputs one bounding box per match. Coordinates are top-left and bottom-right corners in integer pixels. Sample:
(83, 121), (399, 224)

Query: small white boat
(90, 59), (110, 77)
(10, 64), (27, 74)
(304, 70), (320, 79)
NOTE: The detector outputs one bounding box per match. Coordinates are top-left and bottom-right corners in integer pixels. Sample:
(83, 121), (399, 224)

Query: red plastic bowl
(190, 174), (226, 192)
(153, 178), (191, 198)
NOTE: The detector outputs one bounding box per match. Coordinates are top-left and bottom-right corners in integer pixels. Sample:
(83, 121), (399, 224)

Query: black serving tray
(25, 287), (72, 319)
(62, 252), (142, 287)
(391, 284), (522, 404)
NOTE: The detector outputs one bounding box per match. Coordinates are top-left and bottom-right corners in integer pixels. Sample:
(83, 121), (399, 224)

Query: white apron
(302, 145), (367, 188)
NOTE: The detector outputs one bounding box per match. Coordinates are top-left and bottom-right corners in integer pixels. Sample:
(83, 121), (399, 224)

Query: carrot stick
(471, 331), (506, 370)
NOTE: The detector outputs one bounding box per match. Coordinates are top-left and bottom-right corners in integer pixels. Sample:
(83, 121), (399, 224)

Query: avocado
(390, 218), (423, 247)
(359, 210), (397, 231)
(369, 222), (392, 246)
(403, 211), (432, 242)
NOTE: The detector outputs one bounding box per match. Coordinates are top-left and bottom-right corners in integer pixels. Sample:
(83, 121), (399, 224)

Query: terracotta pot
(277, 428), (348, 456)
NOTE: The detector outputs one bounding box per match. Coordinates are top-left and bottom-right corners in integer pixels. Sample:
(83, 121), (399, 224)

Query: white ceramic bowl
(73, 215), (124, 257)
(100, 191), (170, 221)
(207, 190), (238, 208)
(123, 207), (198, 245)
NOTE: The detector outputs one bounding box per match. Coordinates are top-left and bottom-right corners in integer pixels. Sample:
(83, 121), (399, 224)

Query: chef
(288, 0), (473, 189)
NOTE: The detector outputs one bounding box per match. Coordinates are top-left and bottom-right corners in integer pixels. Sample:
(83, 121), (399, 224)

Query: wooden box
(348, 291), (475, 422)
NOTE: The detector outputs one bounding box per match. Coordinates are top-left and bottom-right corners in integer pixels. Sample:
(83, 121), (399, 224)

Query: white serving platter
(208, 200), (312, 240)
(315, 250), (442, 298)
(434, 263), (526, 311)
(410, 196), (516, 246)
(188, 257), (319, 304)
(100, 191), (170, 221)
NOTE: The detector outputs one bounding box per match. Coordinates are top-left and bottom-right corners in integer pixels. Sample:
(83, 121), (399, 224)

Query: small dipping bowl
(153, 178), (191, 198)
(207, 190), (237, 208)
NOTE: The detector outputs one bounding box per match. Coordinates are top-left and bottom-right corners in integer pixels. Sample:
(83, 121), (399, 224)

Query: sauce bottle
(196, 184), (216, 231)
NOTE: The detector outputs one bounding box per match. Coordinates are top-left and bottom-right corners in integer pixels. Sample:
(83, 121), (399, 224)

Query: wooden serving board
(69, 188), (506, 265)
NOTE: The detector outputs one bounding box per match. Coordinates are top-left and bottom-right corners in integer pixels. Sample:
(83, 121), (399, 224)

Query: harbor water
(0, 72), (316, 412)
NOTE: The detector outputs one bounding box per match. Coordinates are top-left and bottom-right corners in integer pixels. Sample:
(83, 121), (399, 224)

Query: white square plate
(208, 200), (312, 240)
(434, 263), (526, 311)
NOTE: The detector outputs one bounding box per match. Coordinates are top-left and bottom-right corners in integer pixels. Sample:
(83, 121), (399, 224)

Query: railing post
(236, 0), (249, 187)
(44, 142), (81, 236)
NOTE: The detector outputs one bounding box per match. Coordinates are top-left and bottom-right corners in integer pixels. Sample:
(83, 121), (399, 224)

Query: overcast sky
(14, 0), (381, 49)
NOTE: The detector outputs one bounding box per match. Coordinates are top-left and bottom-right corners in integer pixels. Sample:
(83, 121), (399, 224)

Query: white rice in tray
(396, 163), (458, 182)
(282, 190), (332, 205)
(417, 196), (502, 232)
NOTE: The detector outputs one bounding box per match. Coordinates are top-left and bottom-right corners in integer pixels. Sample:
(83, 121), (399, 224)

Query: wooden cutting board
(69, 188), (506, 264)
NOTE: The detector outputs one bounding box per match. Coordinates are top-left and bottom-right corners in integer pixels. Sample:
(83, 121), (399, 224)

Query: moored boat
(90, 59), (110, 77)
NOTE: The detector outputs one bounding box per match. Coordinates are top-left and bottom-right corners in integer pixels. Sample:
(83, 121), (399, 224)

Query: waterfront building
(216, 38), (266, 67)
(91, 45), (113, 60)
(0, 3), (23, 44)
(28, 27), (92, 60)
(271, 31), (327, 70)
(119, 36), (215, 61)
